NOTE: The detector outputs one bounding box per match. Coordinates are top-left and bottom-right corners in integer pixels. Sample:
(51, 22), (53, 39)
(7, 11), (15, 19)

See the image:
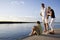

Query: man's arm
(40, 12), (42, 16)
(45, 8), (49, 19)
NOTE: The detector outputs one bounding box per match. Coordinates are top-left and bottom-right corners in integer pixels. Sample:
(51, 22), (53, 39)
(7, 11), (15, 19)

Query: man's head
(41, 3), (45, 8)
(37, 21), (40, 24)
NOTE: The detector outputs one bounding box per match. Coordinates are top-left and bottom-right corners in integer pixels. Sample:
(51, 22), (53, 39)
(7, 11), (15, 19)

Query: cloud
(20, 1), (24, 5)
(10, 0), (24, 6)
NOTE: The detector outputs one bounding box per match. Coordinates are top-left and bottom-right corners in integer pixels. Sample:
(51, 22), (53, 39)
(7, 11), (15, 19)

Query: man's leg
(44, 18), (49, 32)
(46, 23), (49, 31)
(43, 23), (49, 34)
(42, 18), (46, 32)
(44, 23), (47, 32)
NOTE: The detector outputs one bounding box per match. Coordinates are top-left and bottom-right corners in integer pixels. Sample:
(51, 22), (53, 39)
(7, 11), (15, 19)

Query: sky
(0, 0), (60, 22)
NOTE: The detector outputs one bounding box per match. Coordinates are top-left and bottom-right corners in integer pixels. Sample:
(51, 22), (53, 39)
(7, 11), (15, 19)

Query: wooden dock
(18, 28), (60, 40)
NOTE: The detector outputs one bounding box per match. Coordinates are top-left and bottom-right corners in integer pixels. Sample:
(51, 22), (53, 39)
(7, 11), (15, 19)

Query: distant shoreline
(0, 21), (59, 24)
(0, 21), (36, 24)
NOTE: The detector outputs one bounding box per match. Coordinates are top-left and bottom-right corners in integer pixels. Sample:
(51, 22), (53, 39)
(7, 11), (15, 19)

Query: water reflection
(0, 23), (36, 40)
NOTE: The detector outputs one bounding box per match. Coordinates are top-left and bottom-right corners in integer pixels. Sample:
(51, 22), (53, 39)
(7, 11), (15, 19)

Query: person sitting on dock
(29, 21), (42, 36)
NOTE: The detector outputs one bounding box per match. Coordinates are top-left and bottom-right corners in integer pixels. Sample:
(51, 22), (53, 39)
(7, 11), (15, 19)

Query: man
(47, 6), (55, 34)
(40, 3), (49, 33)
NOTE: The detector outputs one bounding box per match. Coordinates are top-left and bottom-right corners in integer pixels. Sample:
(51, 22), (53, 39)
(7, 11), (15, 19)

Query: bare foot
(42, 31), (49, 35)
(43, 30), (47, 33)
(49, 30), (55, 34)
(29, 33), (33, 36)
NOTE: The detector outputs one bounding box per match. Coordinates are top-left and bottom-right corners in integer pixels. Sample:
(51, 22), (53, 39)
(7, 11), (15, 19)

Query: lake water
(0, 22), (60, 40)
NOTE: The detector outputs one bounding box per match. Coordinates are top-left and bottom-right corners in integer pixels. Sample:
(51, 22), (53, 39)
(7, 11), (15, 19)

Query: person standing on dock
(47, 6), (55, 34)
(40, 3), (49, 33)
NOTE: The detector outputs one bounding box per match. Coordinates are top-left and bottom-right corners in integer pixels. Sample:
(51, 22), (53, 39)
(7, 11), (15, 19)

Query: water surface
(0, 23), (60, 40)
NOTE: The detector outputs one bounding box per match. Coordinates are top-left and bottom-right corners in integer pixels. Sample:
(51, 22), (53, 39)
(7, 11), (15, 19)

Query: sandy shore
(18, 28), (60, 40)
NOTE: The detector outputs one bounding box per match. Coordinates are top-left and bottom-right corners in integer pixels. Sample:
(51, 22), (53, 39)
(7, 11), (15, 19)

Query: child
(29, 21), (42, 36)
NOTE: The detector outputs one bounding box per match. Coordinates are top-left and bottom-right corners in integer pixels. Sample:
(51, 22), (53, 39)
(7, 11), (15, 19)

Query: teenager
(47, 6), (55, 34)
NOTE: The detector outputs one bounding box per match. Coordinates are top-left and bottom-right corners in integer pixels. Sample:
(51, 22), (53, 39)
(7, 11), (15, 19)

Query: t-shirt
(41, 8), (47, 19)
(37, 24), (42, 34)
